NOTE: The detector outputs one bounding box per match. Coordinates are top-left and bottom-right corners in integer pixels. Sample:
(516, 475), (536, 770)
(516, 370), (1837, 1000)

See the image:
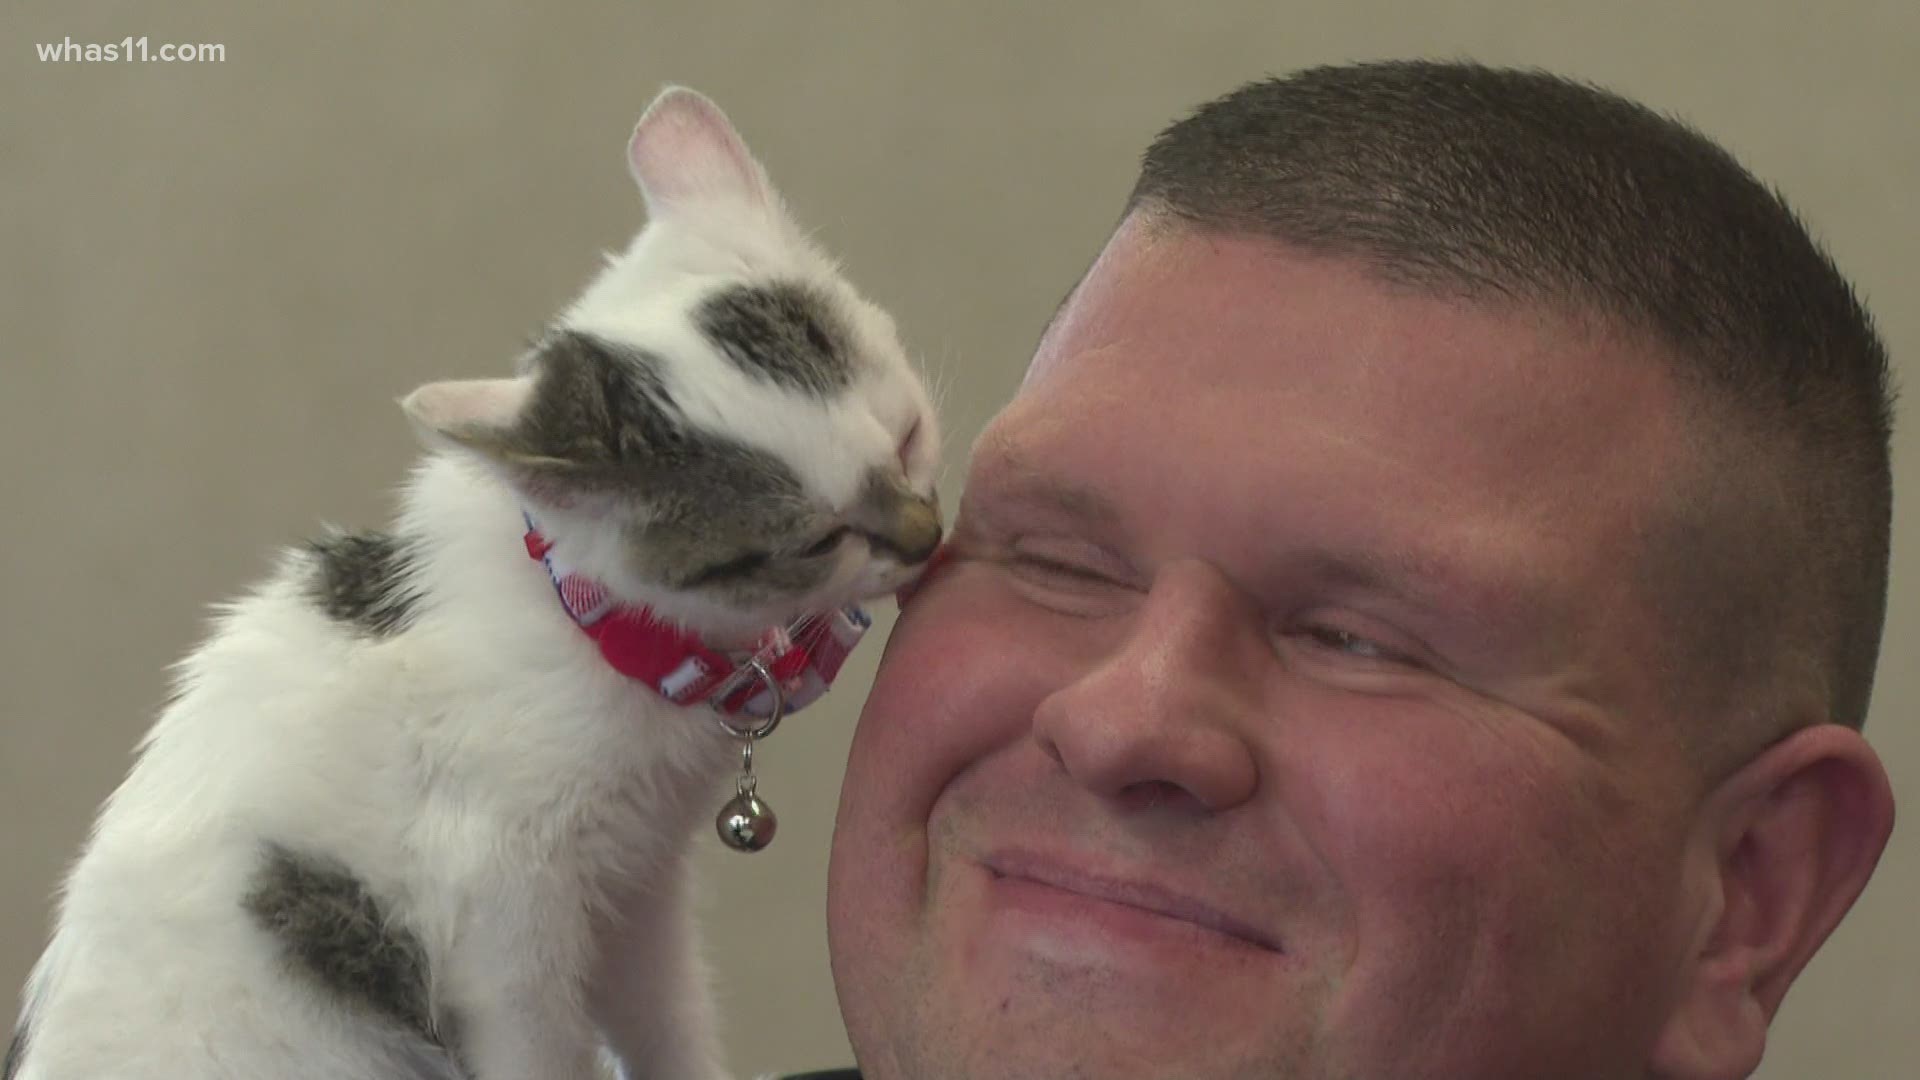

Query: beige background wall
(2, 3), (1912, 1077)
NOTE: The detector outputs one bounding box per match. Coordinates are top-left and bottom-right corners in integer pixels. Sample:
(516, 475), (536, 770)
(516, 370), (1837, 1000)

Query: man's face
(829, 218), (1711, 1079)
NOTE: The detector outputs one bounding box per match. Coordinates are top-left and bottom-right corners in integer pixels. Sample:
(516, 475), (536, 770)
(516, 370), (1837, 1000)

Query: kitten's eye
(799, 527), (850, 558)
(897, 419), (922, 470)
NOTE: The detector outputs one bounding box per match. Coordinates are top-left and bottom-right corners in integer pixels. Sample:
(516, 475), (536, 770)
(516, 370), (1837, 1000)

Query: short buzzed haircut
(1128, 61), (1894, 751)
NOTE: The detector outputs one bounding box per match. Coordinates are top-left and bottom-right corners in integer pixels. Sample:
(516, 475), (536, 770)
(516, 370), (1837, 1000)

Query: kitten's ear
(627, 86), (776, 215)
(399, 377), (565, 468)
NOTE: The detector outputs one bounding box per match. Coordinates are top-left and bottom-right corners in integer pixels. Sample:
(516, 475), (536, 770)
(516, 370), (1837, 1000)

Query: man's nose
(1030, 560), (1263, 813)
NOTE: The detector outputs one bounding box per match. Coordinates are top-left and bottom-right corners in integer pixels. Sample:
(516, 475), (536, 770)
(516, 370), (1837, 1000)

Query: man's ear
(1649, 723), (1894, 1079)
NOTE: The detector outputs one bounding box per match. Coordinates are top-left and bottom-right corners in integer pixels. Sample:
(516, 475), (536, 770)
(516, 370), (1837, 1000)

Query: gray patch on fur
(242, 843), (439, 1045)
(695, 281), (856, 395)
(682, 547), (772, 588)
(4, 1018), (24, 1080)
(306, 532), (422, 637)
(509, 330), (837, 605)
(429, 1008), (471, 1078)
(504, 330), (683, 472)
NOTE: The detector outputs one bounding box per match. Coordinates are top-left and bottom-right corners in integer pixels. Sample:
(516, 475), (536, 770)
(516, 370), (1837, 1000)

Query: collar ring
(711, 656), (784, 741)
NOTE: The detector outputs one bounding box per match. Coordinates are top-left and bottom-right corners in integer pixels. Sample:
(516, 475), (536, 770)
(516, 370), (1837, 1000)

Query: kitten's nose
(856, 470), (943, 564)
(884, 495), (943, 565)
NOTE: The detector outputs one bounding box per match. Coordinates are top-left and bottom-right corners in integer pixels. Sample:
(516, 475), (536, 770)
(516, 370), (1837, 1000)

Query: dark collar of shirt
(782, 1071), (860, 1079)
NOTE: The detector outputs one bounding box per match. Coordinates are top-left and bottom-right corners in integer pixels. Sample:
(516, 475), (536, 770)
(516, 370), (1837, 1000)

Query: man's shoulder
(779, 1071), (861, 1080)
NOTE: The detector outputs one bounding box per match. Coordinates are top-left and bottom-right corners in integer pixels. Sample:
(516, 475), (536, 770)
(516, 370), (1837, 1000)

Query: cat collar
(522, 516), (868, 723)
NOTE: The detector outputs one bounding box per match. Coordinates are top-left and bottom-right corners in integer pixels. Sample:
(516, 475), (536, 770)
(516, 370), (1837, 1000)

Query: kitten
(6, 87), (941, 1080)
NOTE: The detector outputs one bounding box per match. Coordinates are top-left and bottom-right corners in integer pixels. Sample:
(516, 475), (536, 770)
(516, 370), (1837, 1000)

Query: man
(812, 61), (1896, 1079)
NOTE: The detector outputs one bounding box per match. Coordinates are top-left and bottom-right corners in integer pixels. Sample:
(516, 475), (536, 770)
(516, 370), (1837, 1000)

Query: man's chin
(879, 869), (1306, 1078)
(864, 999), (1299, 1080)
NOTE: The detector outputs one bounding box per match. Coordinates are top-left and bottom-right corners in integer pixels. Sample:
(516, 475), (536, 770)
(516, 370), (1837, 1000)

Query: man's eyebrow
(968, 436), (1125, 528)
(1294, 546), (1450, 608)
(1293, 541), (1562, 644)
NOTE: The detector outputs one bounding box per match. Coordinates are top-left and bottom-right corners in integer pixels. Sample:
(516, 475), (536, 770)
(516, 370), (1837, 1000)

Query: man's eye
(800, 528), (850, 558)
(1011, 553), (1113, 586)
(1299, 625), (1399, 663)
(999, 549), (1133, 618)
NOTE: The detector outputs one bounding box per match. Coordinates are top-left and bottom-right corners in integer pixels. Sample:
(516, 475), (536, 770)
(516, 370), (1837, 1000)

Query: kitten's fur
(8, 88), (940, 1080)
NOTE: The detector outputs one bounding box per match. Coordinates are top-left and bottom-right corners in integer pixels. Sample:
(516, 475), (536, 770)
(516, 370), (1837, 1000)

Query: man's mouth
(981, 849), (1282, 954)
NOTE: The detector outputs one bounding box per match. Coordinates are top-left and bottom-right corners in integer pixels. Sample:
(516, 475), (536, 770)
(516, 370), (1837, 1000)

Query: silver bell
(717, 791), (778, 852)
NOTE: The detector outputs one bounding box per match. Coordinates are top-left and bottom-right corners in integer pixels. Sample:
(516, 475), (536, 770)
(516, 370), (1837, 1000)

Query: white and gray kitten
(7, 87), (941, 1080)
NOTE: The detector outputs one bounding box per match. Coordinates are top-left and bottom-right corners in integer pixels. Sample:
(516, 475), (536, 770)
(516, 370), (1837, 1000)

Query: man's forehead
(1027, 218), (1692, 482)
(1020, 213), (1187, 390)
(965, 426), (1123, 526)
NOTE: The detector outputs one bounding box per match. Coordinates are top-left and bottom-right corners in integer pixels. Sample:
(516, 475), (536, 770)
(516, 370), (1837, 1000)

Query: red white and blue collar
(523, 513), (868, 719)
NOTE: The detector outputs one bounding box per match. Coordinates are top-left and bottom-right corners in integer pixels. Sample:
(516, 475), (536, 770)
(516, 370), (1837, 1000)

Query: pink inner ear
(405, 378), (532, 433)
(627, 89), (768, 209)
(442, 380), (529, 427)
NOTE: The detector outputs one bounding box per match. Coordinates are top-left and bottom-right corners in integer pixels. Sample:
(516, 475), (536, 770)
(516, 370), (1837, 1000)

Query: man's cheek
(870, 600), (1015, 741)
(893, 541), (955, 610)
(862, 571), (1052, 790)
